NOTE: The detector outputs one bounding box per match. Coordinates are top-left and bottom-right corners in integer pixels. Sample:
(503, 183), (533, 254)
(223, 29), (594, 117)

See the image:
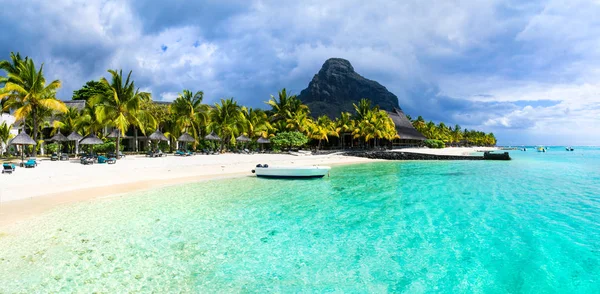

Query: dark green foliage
(424, 139), (445, 149)
(271, 132), (308, 150)
(46, 143), (59, 153)
(72, 80), (111, 101)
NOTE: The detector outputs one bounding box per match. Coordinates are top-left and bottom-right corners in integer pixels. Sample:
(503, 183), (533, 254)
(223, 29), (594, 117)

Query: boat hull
(253, 166), (331, 178)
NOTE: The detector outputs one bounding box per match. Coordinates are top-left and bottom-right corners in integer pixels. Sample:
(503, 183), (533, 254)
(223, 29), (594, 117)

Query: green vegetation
(0, 52), (498, 156)
(271, 132), (309, 150)
(411, 116), (496, 146)
(424, 139), (445, 149)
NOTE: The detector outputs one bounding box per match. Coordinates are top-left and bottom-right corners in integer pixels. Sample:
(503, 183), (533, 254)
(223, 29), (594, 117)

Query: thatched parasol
(257, 137), (270, 144)
(66, 131), (84, 154)
(148, 129), (168, 142)
(48, 132), (68, 155)
(235, 135), (251, 142)
(177, 132), (196, 142)
(9, 131), (36, 164)
(66, 131), (83, 141)
(80, 134), (104, 155)
(204, 131), (221, 141)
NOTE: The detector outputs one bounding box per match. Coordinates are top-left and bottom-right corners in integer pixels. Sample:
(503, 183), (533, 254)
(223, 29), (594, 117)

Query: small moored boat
(566, 146), (574, 151)
(252, 164), (331, 178)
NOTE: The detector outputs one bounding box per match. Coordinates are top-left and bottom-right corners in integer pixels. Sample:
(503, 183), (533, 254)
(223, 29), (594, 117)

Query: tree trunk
(318, 139), (322, 150)
(116, 132), (121, 159)
(134, 127), (139, 152)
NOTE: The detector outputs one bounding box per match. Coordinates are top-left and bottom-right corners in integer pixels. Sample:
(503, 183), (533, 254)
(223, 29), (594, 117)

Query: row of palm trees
(409, 115), (497, 146)
(1, 52), (496, 156)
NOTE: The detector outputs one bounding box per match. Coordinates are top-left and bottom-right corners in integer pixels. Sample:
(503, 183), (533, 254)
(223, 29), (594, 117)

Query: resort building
(386, 108), (427, 147)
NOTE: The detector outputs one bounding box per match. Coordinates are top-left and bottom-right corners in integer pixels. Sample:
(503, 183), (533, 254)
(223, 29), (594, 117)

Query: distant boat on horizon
(537, 146), (547, 152)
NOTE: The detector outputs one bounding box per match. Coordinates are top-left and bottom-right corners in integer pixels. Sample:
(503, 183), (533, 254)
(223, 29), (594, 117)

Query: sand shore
(0, 153), (375, 227)
(0, 147), (496, 227)
(392, 146), (499, 156)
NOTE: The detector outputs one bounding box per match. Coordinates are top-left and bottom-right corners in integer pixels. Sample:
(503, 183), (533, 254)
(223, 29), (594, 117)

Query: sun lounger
(2, 163), (15, 174)
(60, 153), (69, 161)
(23, 159), (37, 168)
(175, 150), (186, 156)
(50, 153), (59, 161)
(80, 156), (94, 165)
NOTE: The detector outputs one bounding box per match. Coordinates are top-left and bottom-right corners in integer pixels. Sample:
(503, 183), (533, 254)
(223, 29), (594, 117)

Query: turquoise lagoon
(1, 148), (599, 292)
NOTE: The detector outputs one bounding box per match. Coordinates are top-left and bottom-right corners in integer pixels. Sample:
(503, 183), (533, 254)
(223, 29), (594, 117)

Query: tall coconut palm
(0, 121), (13, 155)
(242, 107), (271, 139)
(0, 52), (28, 87)
(170, 89), (209, 142)
(210, 98), (245, 150)
(89, 69), (153, 156)
(265, 88), (309, 125)
(335, 112), (354, 148)
(52, 107), (81, 135)
(310, 115), (338, 150)
(0, 58), (67, 142)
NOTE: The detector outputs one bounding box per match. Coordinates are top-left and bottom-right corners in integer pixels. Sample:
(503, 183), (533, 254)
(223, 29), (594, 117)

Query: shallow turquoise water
(1, 147), (599, 292)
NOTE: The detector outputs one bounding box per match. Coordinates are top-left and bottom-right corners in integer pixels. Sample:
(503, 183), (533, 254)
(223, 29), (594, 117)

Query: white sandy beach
(393, 146), (499, 156)
(0, 147), (495, 226)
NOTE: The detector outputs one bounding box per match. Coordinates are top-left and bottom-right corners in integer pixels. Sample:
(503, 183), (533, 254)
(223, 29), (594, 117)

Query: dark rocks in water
(345, 151), (484, 161)
(298, 58), (401, 118)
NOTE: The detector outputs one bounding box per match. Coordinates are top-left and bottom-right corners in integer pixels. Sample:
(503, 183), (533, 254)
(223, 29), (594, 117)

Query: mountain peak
(298, 58), (401, 118)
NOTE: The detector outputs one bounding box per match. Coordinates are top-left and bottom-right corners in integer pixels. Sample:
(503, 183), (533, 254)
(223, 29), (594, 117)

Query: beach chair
(106, 157), (116, 164)
(186, 150), (194, 156)
(175, 150), (186, 156)
(60, 153), (69, 161)
(50, 153), (59, 161)
(2, 163), (15, 174)
(80, 156), (94, 165)
(97, 155), (108, 164)
(23, 159), (37, 168)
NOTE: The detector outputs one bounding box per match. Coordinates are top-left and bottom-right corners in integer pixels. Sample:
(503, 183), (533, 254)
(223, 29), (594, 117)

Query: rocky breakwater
(346, 151), (484, 160)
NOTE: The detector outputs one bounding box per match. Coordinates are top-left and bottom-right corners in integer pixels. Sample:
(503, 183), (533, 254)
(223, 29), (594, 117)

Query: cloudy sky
(1, 0), (599, 145)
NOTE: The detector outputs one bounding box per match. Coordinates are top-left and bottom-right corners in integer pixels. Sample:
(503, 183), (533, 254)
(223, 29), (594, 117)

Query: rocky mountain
(297, 58), (400, 118)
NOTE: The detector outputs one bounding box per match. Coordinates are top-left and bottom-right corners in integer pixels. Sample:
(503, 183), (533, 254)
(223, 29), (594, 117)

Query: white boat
(566, 146), (574, 151)
(252, 164), (331, 178)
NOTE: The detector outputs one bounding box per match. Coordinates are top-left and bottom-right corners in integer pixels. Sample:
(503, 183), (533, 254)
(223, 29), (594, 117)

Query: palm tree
(89, 69), (153, 156)
(52, 107), (81, 135)
(335, 112), (354, 148)
(0, 121), (13, 156)
(265, 88), (309, 126)
(309, 115), (338, 150)
(170, 89), (209, 142)
(242, 107), (271, 139)
(0, 52), (28, 87)
(0, 58), (67, 142)
(451, 124), (463, 146)
(210, 98), (245, 150)
(352, 98), (376, 121)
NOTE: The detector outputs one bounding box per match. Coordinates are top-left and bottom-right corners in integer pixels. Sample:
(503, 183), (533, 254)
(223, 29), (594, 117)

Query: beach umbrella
(79, 134), (104, 155)
(204, 131), (221, 141)
(177, 132), (196, 142)
(257, 137), (270, 144)
(9, 131), (36, 164)
(67, 131), (84, 154)
(177, 132), (195, 150)
(235, 135), (251, 142)
(148, 129), (168, 152)
(48, 131), (68, 154)
(257, 137), (270, 151)
(148, 129), (168, 141)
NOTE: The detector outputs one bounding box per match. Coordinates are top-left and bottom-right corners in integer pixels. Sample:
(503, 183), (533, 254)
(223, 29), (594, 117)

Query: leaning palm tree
(170, 89), (209, 142)
(209, 98), (245, 150)
(89, 69), (153, 156)
(335, 112), (354, 148)
(52, 107), (81, 135)
(0, 58), (67, 142)
(265, 88), (309, 124)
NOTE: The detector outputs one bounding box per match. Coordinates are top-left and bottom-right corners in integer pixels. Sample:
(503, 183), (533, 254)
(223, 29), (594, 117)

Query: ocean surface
(1, 147), (599, 292)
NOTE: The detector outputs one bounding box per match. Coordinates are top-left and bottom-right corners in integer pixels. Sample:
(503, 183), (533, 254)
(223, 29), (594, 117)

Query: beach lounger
(60, 154), (69, 161)
(50, 153), (59, 161)
(2, 163), (15, 174)
(80, 157), (94, 165)
(23, 159), (37, 168)
(175, 150), (186, 156)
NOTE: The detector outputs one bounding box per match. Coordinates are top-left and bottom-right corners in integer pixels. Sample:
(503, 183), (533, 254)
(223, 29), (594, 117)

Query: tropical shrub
(45, 143), (59, 153)
(271, 132), (308, 150)
(424, 139), (445, 149)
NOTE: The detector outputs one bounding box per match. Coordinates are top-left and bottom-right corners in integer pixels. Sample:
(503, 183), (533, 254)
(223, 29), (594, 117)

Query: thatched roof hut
(257, 137), (270, 144)
(386, 108), (426, 141)
(148, 130), (168, 141)
(79, 134), (104, 145)
(177, 132), (196, 142)
(235, 134), (251, 142)
(204, 131), (221, 141)
(48, 132), (68, 142)
(9, 132), (36, 145)
(67, 131), (84, 141)
(107, 129), (130, 139)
